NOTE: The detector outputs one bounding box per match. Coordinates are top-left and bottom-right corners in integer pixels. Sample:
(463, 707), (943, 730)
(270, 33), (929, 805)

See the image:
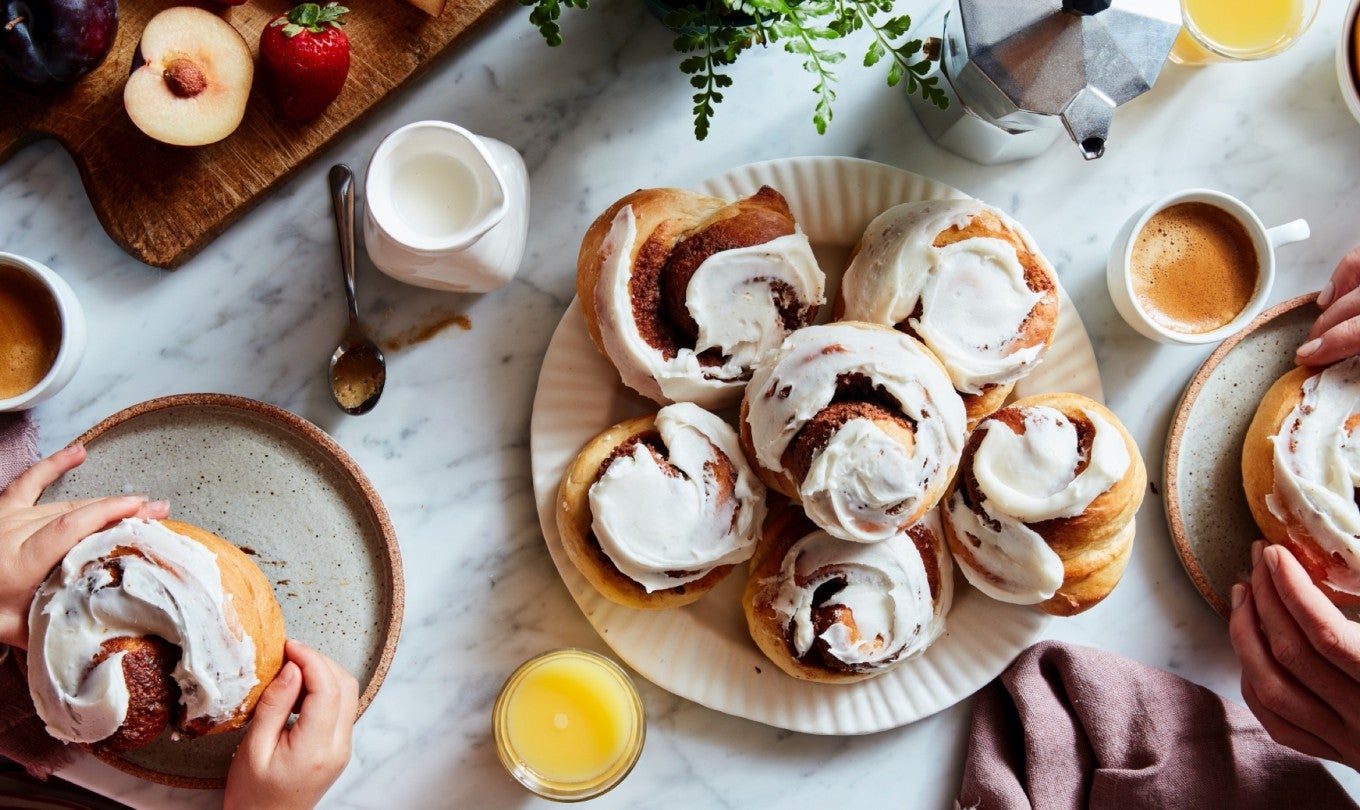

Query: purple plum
(1, 0), (118, 86)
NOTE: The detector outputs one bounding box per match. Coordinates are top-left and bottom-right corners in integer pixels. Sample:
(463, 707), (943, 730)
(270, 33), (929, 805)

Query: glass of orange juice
(1169, 0), (1321, 65)
(493, 648), (645, 801)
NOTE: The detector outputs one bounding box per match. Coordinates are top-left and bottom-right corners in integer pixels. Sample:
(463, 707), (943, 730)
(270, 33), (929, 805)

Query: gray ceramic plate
(1166, 294), (1360, 622)
(38, 394), (403, 789)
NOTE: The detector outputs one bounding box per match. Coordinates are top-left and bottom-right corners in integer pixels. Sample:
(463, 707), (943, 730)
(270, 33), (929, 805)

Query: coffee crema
(0, 264), (62, 400)
(1130, 202), (1259, 334)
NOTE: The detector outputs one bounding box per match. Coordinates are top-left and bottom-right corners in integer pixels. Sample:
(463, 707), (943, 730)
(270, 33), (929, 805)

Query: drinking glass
(1168, 0), (1321, 65)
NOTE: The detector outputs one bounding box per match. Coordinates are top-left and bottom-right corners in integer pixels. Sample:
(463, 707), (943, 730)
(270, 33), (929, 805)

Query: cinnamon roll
(740, 321), (968, 543)
(1243, 358), (1360, 605)
(744, 497), (952, 683)
(27, 519), (285, 752)
(577, 186), (825, 409)
(836, 199), (1059, 427)
(942, 393), (1145, 616)
(557, 402), (766, 609)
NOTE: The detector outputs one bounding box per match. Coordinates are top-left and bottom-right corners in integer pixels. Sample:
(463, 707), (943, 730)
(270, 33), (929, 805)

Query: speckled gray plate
(38, 394), (403, 789)
(1165, 294), (1360, 622)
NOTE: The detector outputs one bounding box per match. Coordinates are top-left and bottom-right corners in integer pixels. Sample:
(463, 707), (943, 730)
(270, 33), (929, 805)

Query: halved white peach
(124, 7), (254, 147)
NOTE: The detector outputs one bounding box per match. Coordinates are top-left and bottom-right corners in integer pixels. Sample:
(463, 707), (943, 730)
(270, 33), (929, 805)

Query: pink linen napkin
(958, 640), (1356, 810)
(0, 412), (38, 492)
(0, 412), (73, 778)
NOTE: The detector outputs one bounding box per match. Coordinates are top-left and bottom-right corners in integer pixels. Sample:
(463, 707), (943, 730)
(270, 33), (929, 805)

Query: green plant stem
(792, 21), (836, 132)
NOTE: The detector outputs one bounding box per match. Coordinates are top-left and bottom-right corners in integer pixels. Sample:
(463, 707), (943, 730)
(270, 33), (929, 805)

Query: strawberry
(259, 2), (350, 121)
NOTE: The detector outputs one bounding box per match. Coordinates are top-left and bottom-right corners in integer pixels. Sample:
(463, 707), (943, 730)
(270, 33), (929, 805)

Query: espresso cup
(0, 253), (86, 412)
(1106, 189), (1310, 345)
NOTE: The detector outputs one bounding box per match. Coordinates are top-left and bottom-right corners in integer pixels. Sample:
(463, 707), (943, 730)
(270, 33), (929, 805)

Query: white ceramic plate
(529, 156), (1102, 734)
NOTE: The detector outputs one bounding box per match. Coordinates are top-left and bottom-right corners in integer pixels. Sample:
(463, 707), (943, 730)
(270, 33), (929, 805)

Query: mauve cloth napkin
(958, 640), (1356, 810)
(0, 412), (72, 778)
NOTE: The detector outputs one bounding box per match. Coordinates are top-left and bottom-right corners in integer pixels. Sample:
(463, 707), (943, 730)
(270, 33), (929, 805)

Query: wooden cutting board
(0, 0), (514, 268)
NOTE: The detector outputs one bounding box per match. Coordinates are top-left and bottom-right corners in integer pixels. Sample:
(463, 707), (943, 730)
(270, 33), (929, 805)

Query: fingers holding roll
(1230, 584), (1346, 756)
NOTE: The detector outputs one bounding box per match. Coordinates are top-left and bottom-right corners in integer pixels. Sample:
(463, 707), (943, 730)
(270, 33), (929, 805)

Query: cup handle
(1266, 219), (1310, 249)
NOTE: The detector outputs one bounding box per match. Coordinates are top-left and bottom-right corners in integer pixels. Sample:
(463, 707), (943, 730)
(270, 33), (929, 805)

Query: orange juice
(494, 649), (644, 800)
(1170, 0), (1317, 64)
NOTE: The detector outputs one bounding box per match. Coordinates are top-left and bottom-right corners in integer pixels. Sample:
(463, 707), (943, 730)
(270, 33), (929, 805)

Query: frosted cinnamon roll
(740, 321), (967, 543)
(942, 393), (1145, 616)
(837, 199), (1059, 426)
(578, 186), (825, 409)
(1243, 358), (1360, 604)
(27, 519), (284, 751)
(744, 498), (951, 683)
(557, 402), (766, 609)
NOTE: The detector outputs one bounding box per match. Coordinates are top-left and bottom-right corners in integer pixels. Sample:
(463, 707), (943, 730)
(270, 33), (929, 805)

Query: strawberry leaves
(274, 2), (349, 38)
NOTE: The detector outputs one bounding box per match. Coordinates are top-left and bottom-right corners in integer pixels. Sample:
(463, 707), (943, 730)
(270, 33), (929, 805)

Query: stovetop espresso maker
(908, 0), (1181, 164)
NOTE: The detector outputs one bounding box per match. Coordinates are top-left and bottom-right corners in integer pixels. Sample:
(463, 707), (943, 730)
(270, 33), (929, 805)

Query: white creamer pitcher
(363, 121), (529, 293)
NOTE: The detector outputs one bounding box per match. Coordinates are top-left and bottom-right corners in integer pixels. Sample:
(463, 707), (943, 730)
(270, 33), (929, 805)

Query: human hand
(0, 443), (169, 649)
(1297, 246), (1360, 366)
(1228, 541), (1360, 769)
(224, 639), (359, 810)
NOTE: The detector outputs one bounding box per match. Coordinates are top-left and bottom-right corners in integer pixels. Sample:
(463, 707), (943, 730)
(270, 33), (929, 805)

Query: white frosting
(744, 323), (967, 542)
(769, 510), (951, 670)
(840, 199), (1054, 395)
(946, 404), (1130, 604)
(589, 402), (765, 592)
(1267, 357), (1360, 595)
(595, 204), (825, 408)
(27, 519), (259, 744)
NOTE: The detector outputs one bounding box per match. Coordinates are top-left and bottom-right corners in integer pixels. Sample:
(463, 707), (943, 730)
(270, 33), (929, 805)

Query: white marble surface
(4, 0), (1360, 806)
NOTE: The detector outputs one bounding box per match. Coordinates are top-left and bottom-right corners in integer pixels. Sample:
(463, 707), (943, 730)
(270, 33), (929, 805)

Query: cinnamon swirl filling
(1267, 356), (1360, 596)
(594, 187), (825, 407)
(27, 519), (261, 747)
(945, 403), (1130, 604)
(743, 323), (967, 543)
(587, 402), (765, 592)
(839, 199), (1059, 398)
(764, 511), (951, 675)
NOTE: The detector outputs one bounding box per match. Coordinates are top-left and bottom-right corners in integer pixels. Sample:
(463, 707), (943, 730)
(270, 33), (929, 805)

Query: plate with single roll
(37, 394), (403, 788)
(530, 156), (1103, 734)
(1166, 294), (1360, 621)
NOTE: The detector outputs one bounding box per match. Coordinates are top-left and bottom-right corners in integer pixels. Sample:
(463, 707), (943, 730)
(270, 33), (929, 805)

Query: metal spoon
(327, 164), (386, 415)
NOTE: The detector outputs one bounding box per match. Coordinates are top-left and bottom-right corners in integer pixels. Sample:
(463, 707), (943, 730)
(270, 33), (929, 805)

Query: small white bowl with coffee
(0, 253), (86, 412)
(1106, 190), (1310, 345)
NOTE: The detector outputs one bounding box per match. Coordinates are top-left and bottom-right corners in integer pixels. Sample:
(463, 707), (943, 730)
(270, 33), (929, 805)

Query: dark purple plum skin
(1, 0), (118, 86)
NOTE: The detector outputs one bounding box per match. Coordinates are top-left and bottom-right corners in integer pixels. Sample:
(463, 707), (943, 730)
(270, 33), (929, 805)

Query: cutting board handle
(0, 125), (31, 163)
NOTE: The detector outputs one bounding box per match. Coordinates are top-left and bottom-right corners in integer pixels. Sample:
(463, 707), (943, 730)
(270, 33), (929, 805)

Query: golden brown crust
(158, 519), (285, 735)
(556, 414), (735, 609)
(743, 498), (948, 682)
(942, 393), (1145, 616)
(738, 321), (958, 531)
(1242, 366), (1360, 606)
(576, 186), (816, 404)
(28, 521), (286, 753)
(743, 499), (873, 683)
(833, 206), (1058, 429)
(739, 395), (797, 498)
(577, 188), (727, 363)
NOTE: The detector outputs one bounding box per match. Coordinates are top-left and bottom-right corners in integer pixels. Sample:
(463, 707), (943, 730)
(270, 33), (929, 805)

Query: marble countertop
(3, 0), (1360, 806)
